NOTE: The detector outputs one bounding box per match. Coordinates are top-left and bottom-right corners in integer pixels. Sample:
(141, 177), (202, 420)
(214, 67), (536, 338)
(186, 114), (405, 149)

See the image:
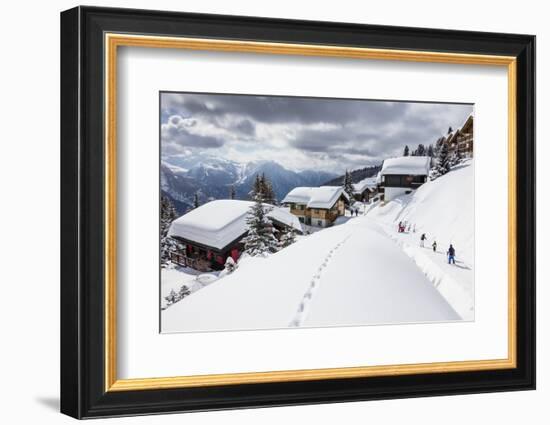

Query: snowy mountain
(161, 155), (337, 213)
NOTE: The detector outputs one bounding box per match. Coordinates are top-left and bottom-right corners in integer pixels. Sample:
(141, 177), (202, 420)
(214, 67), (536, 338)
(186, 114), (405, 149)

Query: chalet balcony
(169, 251), (215, 272)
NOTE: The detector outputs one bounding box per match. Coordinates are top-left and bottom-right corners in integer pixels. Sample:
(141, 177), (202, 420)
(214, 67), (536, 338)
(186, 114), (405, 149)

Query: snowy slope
(162, 216), (459, 333)
(366, 160), (474, 319)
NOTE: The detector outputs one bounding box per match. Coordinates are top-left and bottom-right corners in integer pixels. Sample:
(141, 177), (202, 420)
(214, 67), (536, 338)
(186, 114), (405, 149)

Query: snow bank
(381, 156), (431, 176)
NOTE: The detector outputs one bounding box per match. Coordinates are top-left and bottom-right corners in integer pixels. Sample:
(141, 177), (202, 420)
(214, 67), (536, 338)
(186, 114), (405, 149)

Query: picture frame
(60, 5), (536, 419)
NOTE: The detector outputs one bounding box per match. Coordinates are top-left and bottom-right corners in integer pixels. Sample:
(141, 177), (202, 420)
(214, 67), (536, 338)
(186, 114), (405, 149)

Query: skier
(447, 244), (456, 264)
(432, 240), (437, 252)
(407, 223), (411, 233)
(420, 233), (427, 247)
(398, 221), (403, 233)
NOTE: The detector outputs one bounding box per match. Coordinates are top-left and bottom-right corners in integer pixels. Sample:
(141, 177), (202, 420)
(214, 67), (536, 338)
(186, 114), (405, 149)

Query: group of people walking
(397, 220), (415, 233)
(419, 233), (456, 264)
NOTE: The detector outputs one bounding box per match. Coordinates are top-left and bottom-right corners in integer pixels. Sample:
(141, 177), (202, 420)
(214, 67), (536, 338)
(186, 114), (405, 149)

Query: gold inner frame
(104, 33), (517, 392)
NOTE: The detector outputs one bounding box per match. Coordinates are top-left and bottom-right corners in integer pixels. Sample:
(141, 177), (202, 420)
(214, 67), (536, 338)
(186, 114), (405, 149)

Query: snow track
(289, 236), (351, 327)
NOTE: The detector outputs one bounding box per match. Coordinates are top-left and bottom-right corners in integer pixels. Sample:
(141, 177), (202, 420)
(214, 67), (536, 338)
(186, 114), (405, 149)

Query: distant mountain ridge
(323, 165), (382, 186)
(161, 155), (338, 214)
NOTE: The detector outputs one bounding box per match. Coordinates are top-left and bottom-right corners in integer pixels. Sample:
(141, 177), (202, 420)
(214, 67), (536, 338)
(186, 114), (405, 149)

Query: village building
(282, 186), (350, 228)
(352, 176), (378, 202)
(457, 114), (474, 156)
(440, 114), (474, 157)
(379, 156), (431, 201)
(168, 200), (302, 271)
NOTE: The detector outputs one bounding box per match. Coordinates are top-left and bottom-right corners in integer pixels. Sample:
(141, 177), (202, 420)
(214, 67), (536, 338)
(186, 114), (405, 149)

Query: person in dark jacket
(432, 240), (437, 252)
(420, 233), (426, 247)
(447, 244), (456, 264)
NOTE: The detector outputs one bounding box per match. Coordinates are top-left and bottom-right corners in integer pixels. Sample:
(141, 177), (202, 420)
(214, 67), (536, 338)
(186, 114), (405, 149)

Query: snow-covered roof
(353, 177), (377, 194)
(381, 156), (431, 176)
(282, 186), (348, 209)
(168, 200), (302, 250)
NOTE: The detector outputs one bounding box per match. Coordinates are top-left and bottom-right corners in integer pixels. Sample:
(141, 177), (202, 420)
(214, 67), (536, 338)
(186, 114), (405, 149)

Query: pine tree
(224, 256), (237, 274)
(262, 174), (276, 205)
(436, 142), (451, 176)
(193, 192), (200, 209)
(242, 187), (278, 256)
(448, 126), (453, 134)
(427, 144), (434, 157)
(434, 136), (445, 157)
(164, 289), (178, 306)
(403, 145), (410, 156)
(160, 195), (179, 266)
(416, 144), (426, 156)
(178, 285), (190, 299)
(229, 185), (236, 200)
(343, 170), (355, 200)
(279, 227), (297, 248)
(250, 174), (262, 199)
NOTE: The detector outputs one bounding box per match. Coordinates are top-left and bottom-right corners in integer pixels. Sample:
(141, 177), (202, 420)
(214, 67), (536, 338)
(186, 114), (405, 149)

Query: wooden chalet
(442, 114), (474, 157)
(379, 156), (431, 201)
(457, 114), (474, 156)
(168, 200), (303, 271)
(352, 177), (377, 202)
(282, 186), (350, 228)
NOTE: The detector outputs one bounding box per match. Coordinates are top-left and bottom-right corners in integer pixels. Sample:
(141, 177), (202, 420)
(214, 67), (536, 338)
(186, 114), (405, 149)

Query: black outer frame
(60, 6), (536, 419)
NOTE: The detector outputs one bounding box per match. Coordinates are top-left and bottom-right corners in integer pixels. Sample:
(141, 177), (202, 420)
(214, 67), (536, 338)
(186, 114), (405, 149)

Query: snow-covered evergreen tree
(250, 174), (262, 199)
(229, 185), (236, 199)
(279, 227), (297, 248)
(164, 284), (191, 307)
(224, 256), (237, 273)
(436, 142), (451, 176)
(416, 143), (426, 156)
(434, 136), (445, 158)
(160, 195), (179, 266)
(343, 170), (355, 200)
(260, 173), (276, 205)
(427, 144), (434, 157)
(178, 285), (191, 299)
(403, 145), (410, 156)
(164, 289), (178, 306)
(242, 188), (278, 256)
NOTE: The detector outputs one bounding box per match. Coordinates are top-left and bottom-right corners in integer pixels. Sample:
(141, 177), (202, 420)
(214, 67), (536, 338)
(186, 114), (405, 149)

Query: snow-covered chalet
(440, 114), (474, 158)
(379, 156), (431, 201)
(281, 186), (350, 227)
(352, 177), (378, 202)
(168, 200), (303, 271)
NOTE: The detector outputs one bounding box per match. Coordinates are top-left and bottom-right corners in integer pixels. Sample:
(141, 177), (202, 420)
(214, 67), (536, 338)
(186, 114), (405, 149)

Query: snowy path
(162, 216), (459, 333)
(375, 223), (474, 320)
(289, 236), (350, 327)
(303, 218), (460, 327)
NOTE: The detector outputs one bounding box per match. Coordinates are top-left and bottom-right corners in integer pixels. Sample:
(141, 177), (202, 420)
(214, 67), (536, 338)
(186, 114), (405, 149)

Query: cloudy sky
(161, 92), (473, 174)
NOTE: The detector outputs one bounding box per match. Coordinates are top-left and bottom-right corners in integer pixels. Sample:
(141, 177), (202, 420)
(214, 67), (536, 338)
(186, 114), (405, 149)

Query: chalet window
(384, 174), (426, 187)
(317, 220), (322, 226)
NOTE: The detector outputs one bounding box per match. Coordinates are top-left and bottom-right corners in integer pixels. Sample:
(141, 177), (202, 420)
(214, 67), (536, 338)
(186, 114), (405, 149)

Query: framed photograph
(60, 6), (536, 419)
